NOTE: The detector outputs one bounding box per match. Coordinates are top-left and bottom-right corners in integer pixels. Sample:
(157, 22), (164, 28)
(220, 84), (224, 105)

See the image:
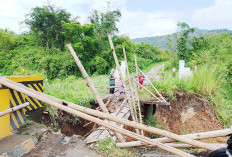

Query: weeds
(95, 138), (138, 157)
(145, 116), (163, 138)
(153, 65), (232, 126)
(43, 75), (109, 123)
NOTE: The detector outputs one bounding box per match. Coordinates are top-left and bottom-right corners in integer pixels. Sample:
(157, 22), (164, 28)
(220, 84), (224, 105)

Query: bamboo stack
(108, 34), (140, 134)
(0, 77), (219, 152)
(0, 76), (196, 157)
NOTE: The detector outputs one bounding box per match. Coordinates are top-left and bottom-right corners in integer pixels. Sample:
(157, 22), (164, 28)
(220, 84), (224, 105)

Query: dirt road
(144, 63), (164, 84)
(25, 132), (103, 157)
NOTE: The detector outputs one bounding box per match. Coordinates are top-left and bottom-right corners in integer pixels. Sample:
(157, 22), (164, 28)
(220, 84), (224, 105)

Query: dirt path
(144, 64), (164, 84)
(25, 132), (103, 157)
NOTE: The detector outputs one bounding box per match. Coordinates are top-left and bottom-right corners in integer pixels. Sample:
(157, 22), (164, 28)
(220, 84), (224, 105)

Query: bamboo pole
(136, 66), (167, 103)
(122, 46), (138, 118)
(116, 128), (232, 148)
(134, 79), (163, 102)
(67, 44), (108, 113)
(95, 86), (120, 89)
(0, 77), (195, 157)
(116, 142), (226, 149)
(134, 54), (138, 76)
(108, 34), (138, 128)
(164, 143), (226, 149)
(67, 44), (125, 142)
(122, 45), (140, 134)
(1, 77), (218, 151)
(132, 77), (144, 136)
(0, 102), (30, 117)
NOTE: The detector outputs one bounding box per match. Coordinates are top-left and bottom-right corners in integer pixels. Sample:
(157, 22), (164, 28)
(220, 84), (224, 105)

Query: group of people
(109, 69), (145, 94)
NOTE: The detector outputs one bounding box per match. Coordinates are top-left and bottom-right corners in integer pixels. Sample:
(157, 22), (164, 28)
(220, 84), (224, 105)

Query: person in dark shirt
(109, 69), (116, 94)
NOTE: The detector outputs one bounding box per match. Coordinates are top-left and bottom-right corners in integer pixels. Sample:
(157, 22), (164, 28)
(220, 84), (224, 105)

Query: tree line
(0, 5), (168, 79)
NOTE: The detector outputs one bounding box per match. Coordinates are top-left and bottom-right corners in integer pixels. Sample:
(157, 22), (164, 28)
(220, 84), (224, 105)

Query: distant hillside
(132, 29), (232, 49)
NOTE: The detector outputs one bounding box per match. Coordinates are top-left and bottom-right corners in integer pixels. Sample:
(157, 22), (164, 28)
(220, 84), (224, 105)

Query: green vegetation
(95, 138), (138, 157)
(44, 75), (109, 107)
(132, 28), (232, 49)
(0, 5), (167, 80)
(154, 23), (232, 126)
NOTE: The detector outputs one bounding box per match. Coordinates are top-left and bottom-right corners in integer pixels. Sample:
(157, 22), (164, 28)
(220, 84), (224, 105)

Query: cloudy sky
(0, 0), (232, 38)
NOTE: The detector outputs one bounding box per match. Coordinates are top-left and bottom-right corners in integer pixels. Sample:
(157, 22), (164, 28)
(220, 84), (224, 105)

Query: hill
(132, 29), (232, 49)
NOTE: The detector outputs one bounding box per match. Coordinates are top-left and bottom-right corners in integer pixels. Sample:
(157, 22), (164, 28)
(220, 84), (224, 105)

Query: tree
(175, 22), (195, 62)
(25, 5), (71, 50)
(88, 9), (121, 39)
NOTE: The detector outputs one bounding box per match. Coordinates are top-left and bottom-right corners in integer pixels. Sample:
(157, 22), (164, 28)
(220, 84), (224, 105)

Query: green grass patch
(43, 75), (109, 122)
(95, 138), (138, 157)
(153, 65), (232, 126)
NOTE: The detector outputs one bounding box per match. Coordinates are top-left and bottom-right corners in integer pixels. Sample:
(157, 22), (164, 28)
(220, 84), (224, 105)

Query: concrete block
(32, 137), (38, 145)
(7, 145), (24, 157)
(20, 138), (35, 153)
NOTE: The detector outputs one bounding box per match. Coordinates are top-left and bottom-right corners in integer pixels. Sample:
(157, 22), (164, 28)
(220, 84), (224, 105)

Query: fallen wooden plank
(0, 102), (30, 117)
(116, 128), (232, 148)
(140, 100), (170, 105)
(165, 143), (226, 149)
(86, 99), (130, 143)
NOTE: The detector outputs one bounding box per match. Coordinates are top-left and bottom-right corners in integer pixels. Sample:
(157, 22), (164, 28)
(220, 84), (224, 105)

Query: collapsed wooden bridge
(0, 34), (231, 157)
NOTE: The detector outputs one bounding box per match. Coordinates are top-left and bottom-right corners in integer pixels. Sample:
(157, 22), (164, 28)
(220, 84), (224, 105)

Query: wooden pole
(116, 128), (232, 148)
(134, 54), (138, 75)
(163, 143), (226, 149)
(95, 86), (120, 89)
(0, 102), (30, 117)
(1, 77), (218, 151)
(0, 77), (195, 157)
(136, 66), (167, 103)
(123, 45), (140, 134)
(67, 44), (125, 142)
(134, 79), (163, 102)
(108, 34), (138, 127)
(67, 44), (108, 113)
(117, 142), (226, 149)
(132, 77), (144, 136)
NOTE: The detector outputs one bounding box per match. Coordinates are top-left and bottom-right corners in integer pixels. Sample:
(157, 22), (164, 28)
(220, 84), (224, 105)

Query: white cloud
(0, 0), (178, 37)
(118, 9), (178, 38)
(5, 0), (228, 38)
(191, 0), (232, 29)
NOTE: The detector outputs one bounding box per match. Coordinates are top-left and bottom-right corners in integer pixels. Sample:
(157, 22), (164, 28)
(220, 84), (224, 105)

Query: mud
(154, 91), (225, 142)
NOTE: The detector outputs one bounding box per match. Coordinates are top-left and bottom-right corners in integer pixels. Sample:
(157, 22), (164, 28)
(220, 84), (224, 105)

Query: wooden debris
(67, 44), (109, 113)
(67, 44), (125, 142)
(1, 77), (219, 151)
(0, 77), (196, 157)
(116, 128), (232, 148)
(95, 85), (120, 89)
(136, 66), (167, 103)
(0, 102), (30, 117)
(85, 97), (130, 143)
(108, 34), (139, 134)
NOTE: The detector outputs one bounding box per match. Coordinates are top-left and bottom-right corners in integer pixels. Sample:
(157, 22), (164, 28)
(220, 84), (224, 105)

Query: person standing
(117, 79), (124, 94)
(138, 73), (145, 89)
(109, 69), (116, 94)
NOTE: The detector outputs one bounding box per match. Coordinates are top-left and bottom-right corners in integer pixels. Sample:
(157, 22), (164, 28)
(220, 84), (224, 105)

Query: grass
(95, 138), (138, 157)
(43, 75), (109, 122)
(153, 65), (232, 126)
(44, 75), (109, 107)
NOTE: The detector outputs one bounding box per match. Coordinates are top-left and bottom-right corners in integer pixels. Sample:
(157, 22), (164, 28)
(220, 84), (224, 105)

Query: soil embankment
(154, 91), (225, 142)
